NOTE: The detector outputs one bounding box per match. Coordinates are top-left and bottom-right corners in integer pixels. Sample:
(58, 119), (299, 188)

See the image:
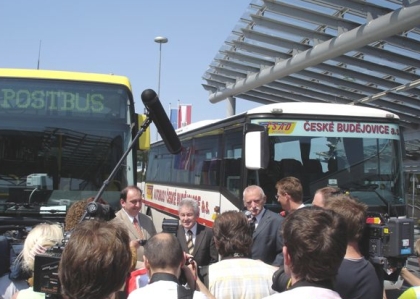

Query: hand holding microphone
(245, 211), (256, 223)
(245, 210), (256, 234)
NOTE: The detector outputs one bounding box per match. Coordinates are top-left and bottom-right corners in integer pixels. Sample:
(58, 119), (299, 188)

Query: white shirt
(183, 223), (197, 244)
(121, 208), (139, 225)
(254, 208), (266, 229)
(262, 286), (341, 299)
(128, 280), (208, 299)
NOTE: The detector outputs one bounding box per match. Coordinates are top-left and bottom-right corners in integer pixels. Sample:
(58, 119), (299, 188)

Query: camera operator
(263, 207), (346, 299)
(65, 197), (138, 271)
(323, 194), (383, 299)
(58, 219), (132, 299)
(128, 232), (214, 299)
(11, 223), (63, 299)
(64, 196), (110, 231)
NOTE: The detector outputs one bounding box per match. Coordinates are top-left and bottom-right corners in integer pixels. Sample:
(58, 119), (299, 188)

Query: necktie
(187, 230), (194, 254)
(250, 217), (257, 232)
(133, 217), (145, 240)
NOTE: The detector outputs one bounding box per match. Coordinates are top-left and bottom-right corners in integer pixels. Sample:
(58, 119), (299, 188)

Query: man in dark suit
(114, 185), (157, 266)
(243, 185), (284, 267)
(176, 198), (218, 286)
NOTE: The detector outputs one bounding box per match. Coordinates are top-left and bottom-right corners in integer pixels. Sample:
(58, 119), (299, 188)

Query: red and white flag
(178, 104), (192, 128)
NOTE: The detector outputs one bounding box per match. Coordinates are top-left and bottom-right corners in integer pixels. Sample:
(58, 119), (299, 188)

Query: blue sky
(0, 0), (261, 140)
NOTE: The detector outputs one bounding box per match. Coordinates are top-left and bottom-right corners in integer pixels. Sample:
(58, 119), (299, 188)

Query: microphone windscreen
(141, 89), (182, 154)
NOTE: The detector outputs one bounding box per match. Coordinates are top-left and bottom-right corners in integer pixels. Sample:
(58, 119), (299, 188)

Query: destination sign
(253, 119), (400, 140)
(0, 88), (105, 112)
(0, 78), (128, 119)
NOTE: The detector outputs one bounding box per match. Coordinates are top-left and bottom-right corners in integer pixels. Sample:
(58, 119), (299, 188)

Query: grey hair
(179, 198), (200, 216)
(242, 185), (265, 202)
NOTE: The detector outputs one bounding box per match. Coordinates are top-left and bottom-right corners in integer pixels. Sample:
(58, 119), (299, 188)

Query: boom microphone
(141, 89), (182, 154)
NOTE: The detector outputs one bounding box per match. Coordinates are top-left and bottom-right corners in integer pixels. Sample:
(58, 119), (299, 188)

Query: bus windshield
(252, 119), (404, 216)
(0, 76), (134, 218)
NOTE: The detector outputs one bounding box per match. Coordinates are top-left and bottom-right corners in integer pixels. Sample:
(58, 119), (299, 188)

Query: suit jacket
(114, 209), (157, 262)
(177, 223), (218, 286)
(177, 223), (218, 266)
(251, 209), (284, 267)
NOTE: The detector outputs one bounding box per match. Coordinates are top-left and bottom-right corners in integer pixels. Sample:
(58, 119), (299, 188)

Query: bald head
(143, 233), (184, 271)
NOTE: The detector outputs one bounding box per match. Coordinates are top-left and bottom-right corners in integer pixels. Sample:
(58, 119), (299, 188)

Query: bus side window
(209, 159), (221, 186)
(201, 161), (211, 185)
(223, 128), (243, 195)
(224, 158), (241, 197)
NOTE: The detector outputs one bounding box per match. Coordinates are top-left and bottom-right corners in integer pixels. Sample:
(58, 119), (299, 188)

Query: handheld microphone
(245, 210), (252, 220)
(141, 89), (182, 154)
(245, 210), (256, 234)
(245, 211), (256, 221)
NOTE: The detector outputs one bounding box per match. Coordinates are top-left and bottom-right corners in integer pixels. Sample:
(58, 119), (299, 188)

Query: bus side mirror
(244, 124), (269, 170)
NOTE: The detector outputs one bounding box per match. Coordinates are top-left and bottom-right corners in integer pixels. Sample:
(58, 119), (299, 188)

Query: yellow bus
(0, 68), (144, 222)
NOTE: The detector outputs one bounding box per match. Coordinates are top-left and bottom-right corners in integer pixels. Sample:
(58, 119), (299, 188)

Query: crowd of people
(1, 178), (419, 299)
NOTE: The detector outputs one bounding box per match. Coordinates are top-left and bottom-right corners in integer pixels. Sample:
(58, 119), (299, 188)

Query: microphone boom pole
(80, 89), (182, 223)
(79, 105), (153, 222)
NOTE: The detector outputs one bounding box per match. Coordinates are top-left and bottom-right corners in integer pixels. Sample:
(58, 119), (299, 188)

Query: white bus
(143, 102), (406, 229)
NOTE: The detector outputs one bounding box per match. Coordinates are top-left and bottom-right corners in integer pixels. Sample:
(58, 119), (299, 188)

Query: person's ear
(283, 246), (291, 267)
(144, 256), (150, 270)
(181, 252), (187, 266)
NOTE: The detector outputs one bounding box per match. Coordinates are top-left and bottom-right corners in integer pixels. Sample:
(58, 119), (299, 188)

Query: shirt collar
(122, 208), (137, 223)
(254, 208), (266, 223)
(183, 223), (197, 235)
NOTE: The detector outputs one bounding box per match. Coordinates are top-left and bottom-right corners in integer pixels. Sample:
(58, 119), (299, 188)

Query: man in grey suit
(114, 185), (157, 265)
(243, 185), (284, 267)
(176, 198), (218, 286)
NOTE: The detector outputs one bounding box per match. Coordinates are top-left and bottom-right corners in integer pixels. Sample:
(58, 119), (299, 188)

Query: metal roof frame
(203, 0), (420, 171)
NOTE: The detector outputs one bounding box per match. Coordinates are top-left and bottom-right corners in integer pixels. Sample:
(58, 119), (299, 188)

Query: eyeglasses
(275, 193), (286, 200)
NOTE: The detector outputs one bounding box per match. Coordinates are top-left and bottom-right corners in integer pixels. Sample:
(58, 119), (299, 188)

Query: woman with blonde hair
(12, 223), (64, 299)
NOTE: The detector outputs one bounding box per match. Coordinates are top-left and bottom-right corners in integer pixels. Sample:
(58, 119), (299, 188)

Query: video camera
(32, 202), (115, 298)
(272, 211), (414, 293)
(361, 211), (414, 280)
(162, 218), (179, 236)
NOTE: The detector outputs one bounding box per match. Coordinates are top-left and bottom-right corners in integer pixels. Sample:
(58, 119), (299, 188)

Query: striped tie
(133, 217), (145, 240)
(187, 230), (194, 254)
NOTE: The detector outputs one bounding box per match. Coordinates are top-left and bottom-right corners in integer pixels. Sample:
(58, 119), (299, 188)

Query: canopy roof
(203, 0), (420, 171)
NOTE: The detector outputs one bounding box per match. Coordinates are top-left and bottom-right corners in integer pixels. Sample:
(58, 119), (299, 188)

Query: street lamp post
(154, 36), (168, 97)
(154, 36), (168, 141)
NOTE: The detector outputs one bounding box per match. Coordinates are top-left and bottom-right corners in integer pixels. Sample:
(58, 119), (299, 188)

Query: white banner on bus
(252, 119), (400, 140)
